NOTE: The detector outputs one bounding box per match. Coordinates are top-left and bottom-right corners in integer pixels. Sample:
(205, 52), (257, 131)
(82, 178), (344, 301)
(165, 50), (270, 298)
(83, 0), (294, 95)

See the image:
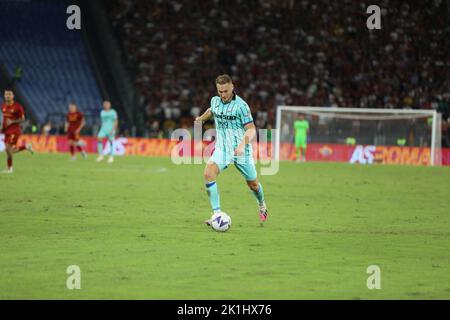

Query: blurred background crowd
(0, 0), (448, 146)
(108, 0), (449, 143)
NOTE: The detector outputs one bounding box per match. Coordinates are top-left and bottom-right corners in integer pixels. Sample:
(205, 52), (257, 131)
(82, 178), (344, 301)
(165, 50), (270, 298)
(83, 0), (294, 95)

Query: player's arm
(5, 115), (24, 126)
(112, 118), (118, 134)
(235, 122), (257, 156)
(64, 114), (69, 132)
(76, 117), (85, 134)
(110, 111), (118, 135)
(6, 105), (25, 127)
(195, 108), (213, 122)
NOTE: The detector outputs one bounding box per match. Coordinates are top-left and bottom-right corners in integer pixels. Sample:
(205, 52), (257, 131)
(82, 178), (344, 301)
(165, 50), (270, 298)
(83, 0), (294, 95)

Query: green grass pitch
(0, 152), (449, 299)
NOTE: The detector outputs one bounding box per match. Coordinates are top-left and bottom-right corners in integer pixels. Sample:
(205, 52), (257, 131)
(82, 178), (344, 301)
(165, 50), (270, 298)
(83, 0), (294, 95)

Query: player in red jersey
(64, 103), (86, 160)
(1, 88), (33, 173)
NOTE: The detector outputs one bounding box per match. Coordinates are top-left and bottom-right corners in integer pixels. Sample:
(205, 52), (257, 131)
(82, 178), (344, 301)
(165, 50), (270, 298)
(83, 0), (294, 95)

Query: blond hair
(215, 74), (233, 85)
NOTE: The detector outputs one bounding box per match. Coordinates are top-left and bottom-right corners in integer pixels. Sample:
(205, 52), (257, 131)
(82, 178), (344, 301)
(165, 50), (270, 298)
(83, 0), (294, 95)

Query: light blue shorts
(97, 128), (115, 140)
(208, 149), (257, 181)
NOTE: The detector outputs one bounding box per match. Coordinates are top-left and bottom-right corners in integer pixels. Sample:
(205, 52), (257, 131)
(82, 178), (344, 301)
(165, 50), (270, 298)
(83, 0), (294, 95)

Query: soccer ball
(210, 211), (232, 232)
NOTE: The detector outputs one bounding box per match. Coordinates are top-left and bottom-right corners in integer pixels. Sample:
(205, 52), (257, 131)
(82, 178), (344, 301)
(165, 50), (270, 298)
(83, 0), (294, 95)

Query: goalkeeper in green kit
(294, 114), (309, 162)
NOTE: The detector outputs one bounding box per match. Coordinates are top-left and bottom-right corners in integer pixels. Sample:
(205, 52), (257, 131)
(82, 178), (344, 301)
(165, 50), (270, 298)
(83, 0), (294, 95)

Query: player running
(294, 113), (309, 162)
(65, 103), (87, 160)
(96, 100), (118, 163)
(195, 75), (268, 225)
(1, 88), (33, 173)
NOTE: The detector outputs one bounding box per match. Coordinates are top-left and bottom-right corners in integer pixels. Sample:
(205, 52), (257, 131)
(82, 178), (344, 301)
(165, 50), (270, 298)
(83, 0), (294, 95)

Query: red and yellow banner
(280, 143), (435, 166)
(1, 134), (449, 166)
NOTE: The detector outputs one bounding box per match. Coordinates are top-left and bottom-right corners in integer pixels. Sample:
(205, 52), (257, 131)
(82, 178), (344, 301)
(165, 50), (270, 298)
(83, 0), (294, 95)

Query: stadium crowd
(107, 0), (449, 145)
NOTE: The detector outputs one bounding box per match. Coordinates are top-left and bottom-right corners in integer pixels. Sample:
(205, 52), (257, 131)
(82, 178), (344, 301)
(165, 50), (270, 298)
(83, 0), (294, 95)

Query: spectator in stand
(108, 0), (449, 144)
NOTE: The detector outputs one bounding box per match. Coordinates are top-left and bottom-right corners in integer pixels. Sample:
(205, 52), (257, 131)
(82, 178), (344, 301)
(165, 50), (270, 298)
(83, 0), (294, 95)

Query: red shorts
(4, 132), (21, 145)
(67, 131), (80, 141)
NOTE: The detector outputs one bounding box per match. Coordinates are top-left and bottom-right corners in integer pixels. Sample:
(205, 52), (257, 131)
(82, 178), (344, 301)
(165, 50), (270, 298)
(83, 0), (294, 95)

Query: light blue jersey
(209, 94), (257, 181)
(98, 109), (118, 141)
(100, 109), (118, 132)
(210, 94), (253, 155)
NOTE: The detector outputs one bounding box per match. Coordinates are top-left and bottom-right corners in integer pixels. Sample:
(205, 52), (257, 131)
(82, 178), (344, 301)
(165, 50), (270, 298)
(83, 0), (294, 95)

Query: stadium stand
(107, 0), (449, 144)
(0, 0), (103, 128)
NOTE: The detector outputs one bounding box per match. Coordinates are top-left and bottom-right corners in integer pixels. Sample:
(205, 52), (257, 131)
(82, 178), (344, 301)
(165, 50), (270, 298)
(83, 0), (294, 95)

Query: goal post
(275, 106), (442, 166)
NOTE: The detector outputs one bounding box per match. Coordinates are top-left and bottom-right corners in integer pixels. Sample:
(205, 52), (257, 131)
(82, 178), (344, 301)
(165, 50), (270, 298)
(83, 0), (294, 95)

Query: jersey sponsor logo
(215, 113), (237, 121)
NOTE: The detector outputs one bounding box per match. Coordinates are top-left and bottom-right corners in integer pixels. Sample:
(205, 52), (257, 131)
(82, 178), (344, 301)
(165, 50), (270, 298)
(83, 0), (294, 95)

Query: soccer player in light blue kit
(195, 74), (269, 225)
(96, 100), (118, 163)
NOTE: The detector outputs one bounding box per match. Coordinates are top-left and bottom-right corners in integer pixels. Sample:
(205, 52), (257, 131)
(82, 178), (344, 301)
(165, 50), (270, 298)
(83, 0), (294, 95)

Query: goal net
(275, 106), (442, 166)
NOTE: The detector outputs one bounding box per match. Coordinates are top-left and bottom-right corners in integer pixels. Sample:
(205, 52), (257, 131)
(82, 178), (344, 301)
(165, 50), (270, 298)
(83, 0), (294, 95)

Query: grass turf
(0, 152), (449, 299)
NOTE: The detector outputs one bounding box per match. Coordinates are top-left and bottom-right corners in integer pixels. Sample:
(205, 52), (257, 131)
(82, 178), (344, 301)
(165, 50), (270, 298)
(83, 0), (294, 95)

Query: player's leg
(247, 178), (268, 222)
(3, 133), (25, 173)
(12, 145), (26, 153)
(11, 133), (34, 155)
(96, 130), (106, 162)
(300, 139), (307, 162)
(74, 134), (87, 158)
(295, 138), (302, 162)
(70, 131), (87, 159)
(12, 145), (31, 153)
(68, 138), (76, 160)
(69, 132), (80, 159)
(235, 157), (268, 222)
(107, 133), (115, 163)
(25, 142), (34, 154)
(8, 133), (27, 154)
(77, 145), (87, 158)
(204, 161), (221, 213)
(203, 151), (230, 225)
(296, 146), (302, 162)
(67, 132), (74, 157)
(3, 143), (14, 173)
